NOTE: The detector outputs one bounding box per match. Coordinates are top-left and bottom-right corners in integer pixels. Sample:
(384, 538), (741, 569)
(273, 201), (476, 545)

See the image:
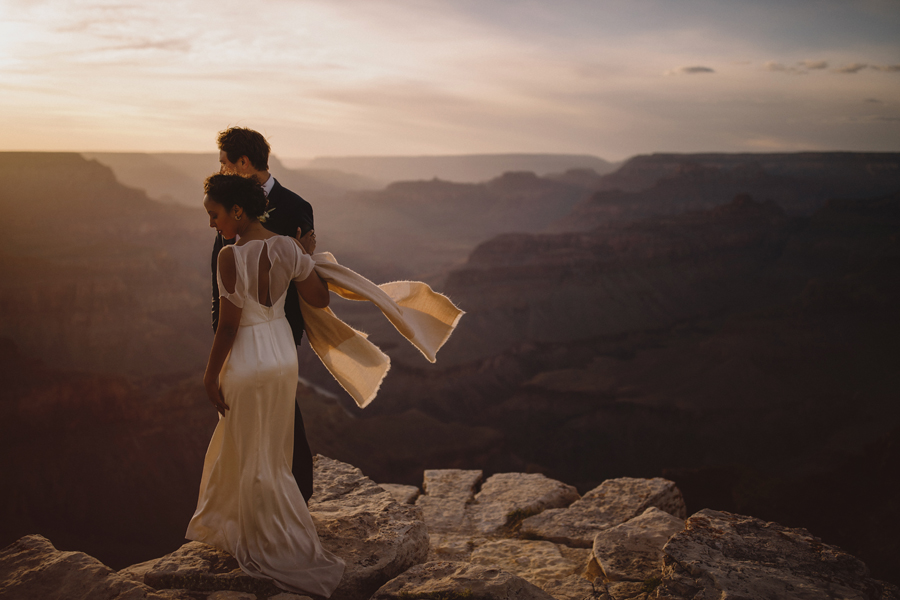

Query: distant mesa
(82, 152), (617, 208)
(301, 153), (618, 185)
(81, 152), (383, 208)
(552, 151), (900, 231)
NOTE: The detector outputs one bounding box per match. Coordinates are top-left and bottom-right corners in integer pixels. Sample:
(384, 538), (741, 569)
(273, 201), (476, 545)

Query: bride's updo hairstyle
(204, 173), (267, 220)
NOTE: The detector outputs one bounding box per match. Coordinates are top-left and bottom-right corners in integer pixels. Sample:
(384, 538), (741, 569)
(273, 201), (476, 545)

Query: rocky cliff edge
(1, 456), (897, 600)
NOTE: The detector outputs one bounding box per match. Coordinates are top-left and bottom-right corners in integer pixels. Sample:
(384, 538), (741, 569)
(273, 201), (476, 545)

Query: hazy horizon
(2, 0), (898, 161)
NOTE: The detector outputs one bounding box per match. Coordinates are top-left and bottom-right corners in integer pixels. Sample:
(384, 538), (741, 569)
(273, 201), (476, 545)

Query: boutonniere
(259, 206), (276, 223)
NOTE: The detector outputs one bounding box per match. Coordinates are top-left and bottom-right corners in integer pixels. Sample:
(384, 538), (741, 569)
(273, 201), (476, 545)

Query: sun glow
(0, 0), (898, 159)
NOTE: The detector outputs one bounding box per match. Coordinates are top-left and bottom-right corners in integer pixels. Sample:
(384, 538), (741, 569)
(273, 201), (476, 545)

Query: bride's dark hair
(204, 173), (267, 219)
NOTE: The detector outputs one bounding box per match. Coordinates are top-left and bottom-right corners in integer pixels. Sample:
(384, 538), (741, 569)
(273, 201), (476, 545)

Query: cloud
(767, 60), (899, 75)
(764, 61), (799, 73)
(666, 66), (715, 75)
(799, 60), (828, 70)
(107, 38), (191, 52)
(833, 63), (868, 74)
(865, 98), (881, 104)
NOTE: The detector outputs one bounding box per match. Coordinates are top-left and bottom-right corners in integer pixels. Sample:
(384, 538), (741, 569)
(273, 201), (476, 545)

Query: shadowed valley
(2, 150), (899, 584)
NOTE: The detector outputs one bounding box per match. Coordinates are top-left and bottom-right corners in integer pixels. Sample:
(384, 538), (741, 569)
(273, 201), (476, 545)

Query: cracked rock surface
(521, 478), (687, 548)
(592, 506), (685, 583)
(121, 456), (428, 600)
(655, 509), (900, 600)
(0, 534), (185, 600)
(7, 461), (897, 600)
(370, 561), (558, 600)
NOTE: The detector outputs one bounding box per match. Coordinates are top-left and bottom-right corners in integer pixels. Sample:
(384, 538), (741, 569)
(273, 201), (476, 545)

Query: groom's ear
(233, 155), (252, 173)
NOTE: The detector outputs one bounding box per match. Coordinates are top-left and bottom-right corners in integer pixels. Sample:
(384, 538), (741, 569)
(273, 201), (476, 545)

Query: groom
(211, 126), (317, 503)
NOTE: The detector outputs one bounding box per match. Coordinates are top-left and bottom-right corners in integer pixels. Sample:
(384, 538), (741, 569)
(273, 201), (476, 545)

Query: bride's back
(220, 236), (314, 327)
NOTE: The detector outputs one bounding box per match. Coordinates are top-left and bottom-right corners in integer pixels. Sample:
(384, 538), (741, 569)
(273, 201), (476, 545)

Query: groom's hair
(204, 173), (267, 219)
(217, 127), (270, 171)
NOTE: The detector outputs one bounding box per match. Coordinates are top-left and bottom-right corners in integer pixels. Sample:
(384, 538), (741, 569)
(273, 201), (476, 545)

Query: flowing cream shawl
(299, 252), (464, 409)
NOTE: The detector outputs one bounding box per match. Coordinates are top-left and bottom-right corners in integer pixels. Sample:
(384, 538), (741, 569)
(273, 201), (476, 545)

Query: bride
(186, 173), (344, 596)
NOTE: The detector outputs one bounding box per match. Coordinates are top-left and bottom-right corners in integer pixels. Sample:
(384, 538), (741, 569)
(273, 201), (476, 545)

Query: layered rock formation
(315, 170), (597, 280)
(0, 152), (211, 376)
(3, 458), (897, 600)
(438, 195), (794, 362)
(553, 152), (900, 231)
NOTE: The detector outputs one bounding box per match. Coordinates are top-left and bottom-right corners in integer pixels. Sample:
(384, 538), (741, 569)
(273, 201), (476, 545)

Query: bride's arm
(291, 238), (330, 309)
(295, 271), (330, 309)
(203, 247), (242, 415)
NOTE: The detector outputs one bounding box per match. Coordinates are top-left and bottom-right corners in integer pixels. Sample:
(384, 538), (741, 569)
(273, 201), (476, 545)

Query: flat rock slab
(426, 533), (481, 563)
(469, 473), (580, 535)
(377, 483), (420, 505)
(422, 469), (484, 500)
(542, 575), (605, 600)
(607, 580), (651, 600)
(0, 534), (178, 600)
(656, 509), (900, 600)
(416, 470), (581, 560)
(207, 593), (258, 600)
(470, 539), (584, 588)
(131, 456), (428, 600)
(415, 469), (483, 535)
(521, 477), (686, 548)
(127, 542), (284, 599)
(470, 539), (595, 600)
(370, 561), (557, 600)
(593, 506), (684, 582)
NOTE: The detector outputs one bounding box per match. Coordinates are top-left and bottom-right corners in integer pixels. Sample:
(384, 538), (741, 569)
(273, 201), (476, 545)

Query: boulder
(308, 456), (429, 600)
(468, 473), (580, 535)
(470, 539), (595, 600)
(414, 470), (582, 561)
(377, 483), (420, 504)
(607, 580), (651, 600)
(592, 507), (684, 582)
(521, 478), (686, 548)
(655, 509), (900, 600)
(422, 469), (484, 499)
(206, 593), (257, 600)
(415, 469), (483, 532)
(543, 576), (608, 600)
(370, 561), (557, 600)
(415, 469), (483, 561)
(0, 534), (178, 600)
(130, 456), (428, 600)
(126, 542), (283, 598)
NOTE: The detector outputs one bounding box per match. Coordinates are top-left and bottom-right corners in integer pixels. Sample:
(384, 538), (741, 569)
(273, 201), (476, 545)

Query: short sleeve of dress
(217, 247), (245, 308)
(291, 241), (316, 282)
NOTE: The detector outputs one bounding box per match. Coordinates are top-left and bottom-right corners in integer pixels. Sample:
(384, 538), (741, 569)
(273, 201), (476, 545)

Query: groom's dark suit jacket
(210, 177), (316, 503)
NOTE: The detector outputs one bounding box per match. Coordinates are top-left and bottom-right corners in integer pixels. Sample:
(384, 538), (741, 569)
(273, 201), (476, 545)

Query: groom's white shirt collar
(262, 174), (276, 197)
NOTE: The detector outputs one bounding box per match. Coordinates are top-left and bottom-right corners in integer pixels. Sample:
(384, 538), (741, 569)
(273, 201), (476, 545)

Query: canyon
(1, 150), (899, 584)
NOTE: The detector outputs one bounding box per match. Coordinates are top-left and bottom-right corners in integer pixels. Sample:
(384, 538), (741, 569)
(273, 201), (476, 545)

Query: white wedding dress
(186, 236), (345, 597)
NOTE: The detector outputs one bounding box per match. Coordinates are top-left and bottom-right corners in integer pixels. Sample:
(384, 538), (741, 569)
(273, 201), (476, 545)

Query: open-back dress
(186, 235), (344, 597)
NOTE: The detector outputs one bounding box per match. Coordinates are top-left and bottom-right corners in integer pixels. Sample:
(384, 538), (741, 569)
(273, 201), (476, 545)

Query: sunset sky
(1, 0), (899, 161)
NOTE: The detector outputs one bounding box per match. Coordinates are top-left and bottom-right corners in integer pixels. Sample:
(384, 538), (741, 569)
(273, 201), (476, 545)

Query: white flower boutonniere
(259, 206), (276, 223)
